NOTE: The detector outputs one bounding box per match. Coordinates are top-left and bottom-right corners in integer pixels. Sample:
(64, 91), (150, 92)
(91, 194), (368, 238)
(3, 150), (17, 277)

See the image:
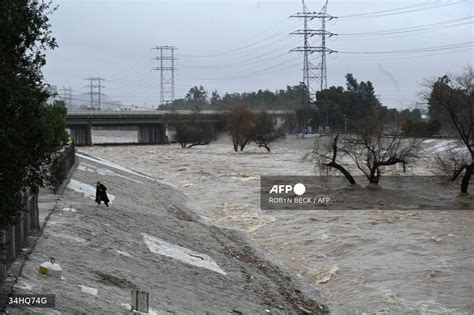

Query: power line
(338, 0), (467, 20)
(338, 16), (473, 36)
(198, 58), (301, 81)
(337, 41), (473, 55)
(335, 22), (473, 42)
(181, 18), (299, 57)
(180, 40), (300, 70)
(331, 46), (472, 61)
(338, 1), (438, 18)
(182, 23), (300, 59)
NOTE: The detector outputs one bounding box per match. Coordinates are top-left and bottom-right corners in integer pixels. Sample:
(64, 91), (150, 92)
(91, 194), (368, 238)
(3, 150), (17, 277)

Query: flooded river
(83, 130), (474, 314)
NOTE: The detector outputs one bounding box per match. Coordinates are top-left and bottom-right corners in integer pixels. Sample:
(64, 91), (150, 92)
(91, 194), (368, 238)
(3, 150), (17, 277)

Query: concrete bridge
(66, 110), (291, 146)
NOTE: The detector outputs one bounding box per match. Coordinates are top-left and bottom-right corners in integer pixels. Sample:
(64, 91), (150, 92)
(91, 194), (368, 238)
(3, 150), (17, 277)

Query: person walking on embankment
(95, 181), (110, 207)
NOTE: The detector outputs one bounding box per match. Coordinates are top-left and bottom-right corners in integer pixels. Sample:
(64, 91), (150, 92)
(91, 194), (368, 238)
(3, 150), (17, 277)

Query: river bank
(6, 151), (327, 314)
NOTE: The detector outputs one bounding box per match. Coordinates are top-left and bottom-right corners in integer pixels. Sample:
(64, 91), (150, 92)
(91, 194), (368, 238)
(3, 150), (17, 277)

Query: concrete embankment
(6, 153), (327, 314)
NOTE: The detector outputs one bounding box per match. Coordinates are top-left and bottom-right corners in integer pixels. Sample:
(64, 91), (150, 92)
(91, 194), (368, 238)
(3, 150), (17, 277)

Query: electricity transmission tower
(152, 46), (178, 107)
(84, 77), (105, 110)
(58, 86), (73, 107)
(290, 0), (336, 104)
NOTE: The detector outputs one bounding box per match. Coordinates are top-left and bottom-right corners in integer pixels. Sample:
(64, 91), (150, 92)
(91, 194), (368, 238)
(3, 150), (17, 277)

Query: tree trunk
(188, 142), (209, 148)
(325, 135), (356, 185)
(326, 162), (356, 185)
(240, 139), (249, 151)
(461, 163), (473, 194)
(368, 166), (379, 184)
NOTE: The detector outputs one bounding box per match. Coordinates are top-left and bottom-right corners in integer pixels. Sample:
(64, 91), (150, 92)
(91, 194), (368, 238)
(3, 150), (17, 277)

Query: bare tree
(225, 106), (256, 152)
(428, 66), (474, 193)
(313, 134), (356, 184)
(342, 109), (422, 184)
(433, 142), (470, 181)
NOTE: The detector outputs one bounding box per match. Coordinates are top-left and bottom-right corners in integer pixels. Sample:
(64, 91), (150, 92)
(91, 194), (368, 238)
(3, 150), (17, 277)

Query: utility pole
(84, 77), (105, 110)
(152, 46), (178, 107)
(290, 0), (336, 102)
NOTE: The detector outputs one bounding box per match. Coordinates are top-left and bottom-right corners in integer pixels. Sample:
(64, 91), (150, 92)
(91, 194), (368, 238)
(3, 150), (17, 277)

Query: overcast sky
(44, 0), (473, 109)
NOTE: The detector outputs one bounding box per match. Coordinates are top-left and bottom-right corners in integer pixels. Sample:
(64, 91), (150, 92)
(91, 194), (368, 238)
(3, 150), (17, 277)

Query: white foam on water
(422, 140), (459, 155)
(142, 233), (226, 275)
(310, 265), (339, 284)
(230, 176), (259, 181)
(431, 145), (452, 154)
(78, 285), (98, 296)
(67, 179), (115, 203)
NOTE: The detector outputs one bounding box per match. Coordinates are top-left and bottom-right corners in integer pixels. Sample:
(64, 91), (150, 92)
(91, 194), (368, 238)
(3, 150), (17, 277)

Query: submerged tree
(313, 135), (356, 185)
(166, 108), (216, 148)
(225, 106), (256, 152)
(427, 67), (474, 193)
(433, 142), (470, 182)
(174, 123), (216, 148)
(343, 109), (422, 184)
(253, 111), (285, 152)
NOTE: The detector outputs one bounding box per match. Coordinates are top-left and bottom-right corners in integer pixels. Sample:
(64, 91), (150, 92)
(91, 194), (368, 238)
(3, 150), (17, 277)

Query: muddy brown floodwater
(84, 130), (474, 314)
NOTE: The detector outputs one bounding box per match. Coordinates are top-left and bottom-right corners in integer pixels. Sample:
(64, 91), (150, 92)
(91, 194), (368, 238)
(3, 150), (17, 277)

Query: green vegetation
(166, 108), (217, 148)
(225, 107), (285, 152)
(252, 111), (285, 152)
(161, 83), (308, 111)
(0, 1), (68, 227)
(225, 106), (257, 152)
(161, 74), (423, 134)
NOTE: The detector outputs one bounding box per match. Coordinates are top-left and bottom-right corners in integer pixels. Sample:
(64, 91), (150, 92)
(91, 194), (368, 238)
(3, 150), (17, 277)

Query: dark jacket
(95, 184), (110, 204)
